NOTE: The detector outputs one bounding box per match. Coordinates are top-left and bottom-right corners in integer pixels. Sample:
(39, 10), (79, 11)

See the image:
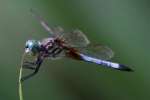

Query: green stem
(18, 52), (25, 100)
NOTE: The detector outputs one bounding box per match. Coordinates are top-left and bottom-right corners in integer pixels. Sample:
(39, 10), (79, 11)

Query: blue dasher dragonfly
(21, 9), (133, 81)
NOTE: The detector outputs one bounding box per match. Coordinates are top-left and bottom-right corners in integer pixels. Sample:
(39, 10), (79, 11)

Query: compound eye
(25, 45), (28, 48)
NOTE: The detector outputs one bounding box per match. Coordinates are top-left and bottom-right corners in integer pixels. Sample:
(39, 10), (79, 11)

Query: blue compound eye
(26, 40), (34, 48)
(25, 45), (28, 48)
(25, 39), (40, 55)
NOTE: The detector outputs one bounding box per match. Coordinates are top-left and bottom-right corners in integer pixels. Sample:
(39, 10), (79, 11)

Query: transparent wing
(78, 44), (114, 60)
(30, 9), (90, 47)
(50, 26), (64, 36)
(62, 29), (90, 47)
(31, 9), (63, 37)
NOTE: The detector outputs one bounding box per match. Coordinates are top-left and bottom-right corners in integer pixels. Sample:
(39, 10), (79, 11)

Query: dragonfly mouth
(25, 48), (31, 53)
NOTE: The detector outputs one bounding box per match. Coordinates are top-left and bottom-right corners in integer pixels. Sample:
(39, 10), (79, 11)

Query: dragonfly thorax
(25, 39), (41, 55)
(40, 37), (66, 58)
(40, 38), (55, 47)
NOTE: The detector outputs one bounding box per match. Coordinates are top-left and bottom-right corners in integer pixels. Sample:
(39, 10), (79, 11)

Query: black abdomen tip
(119, 64), (134, 72)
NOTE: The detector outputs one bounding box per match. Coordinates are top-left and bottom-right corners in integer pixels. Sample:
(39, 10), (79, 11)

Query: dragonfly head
(25, 40), (41, 55)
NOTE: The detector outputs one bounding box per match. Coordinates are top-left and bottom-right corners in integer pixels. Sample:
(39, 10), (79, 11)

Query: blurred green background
(0, 0), (150, 100)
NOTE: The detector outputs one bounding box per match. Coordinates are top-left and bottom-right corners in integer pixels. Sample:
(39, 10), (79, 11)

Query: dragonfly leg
(23, 65), (36, 70)
(23, 61), (36, 70)
(52, 48), (63, 57)
(24, 61), (35, 64)
(21, 67), (40, 82)
(21, 57), (43, 82)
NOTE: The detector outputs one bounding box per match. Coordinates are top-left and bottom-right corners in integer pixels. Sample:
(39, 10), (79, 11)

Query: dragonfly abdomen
(80, 54), (133, 71)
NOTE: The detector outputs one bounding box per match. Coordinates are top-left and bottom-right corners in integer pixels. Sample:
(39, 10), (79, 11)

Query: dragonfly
(21, 9), (133, 82)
